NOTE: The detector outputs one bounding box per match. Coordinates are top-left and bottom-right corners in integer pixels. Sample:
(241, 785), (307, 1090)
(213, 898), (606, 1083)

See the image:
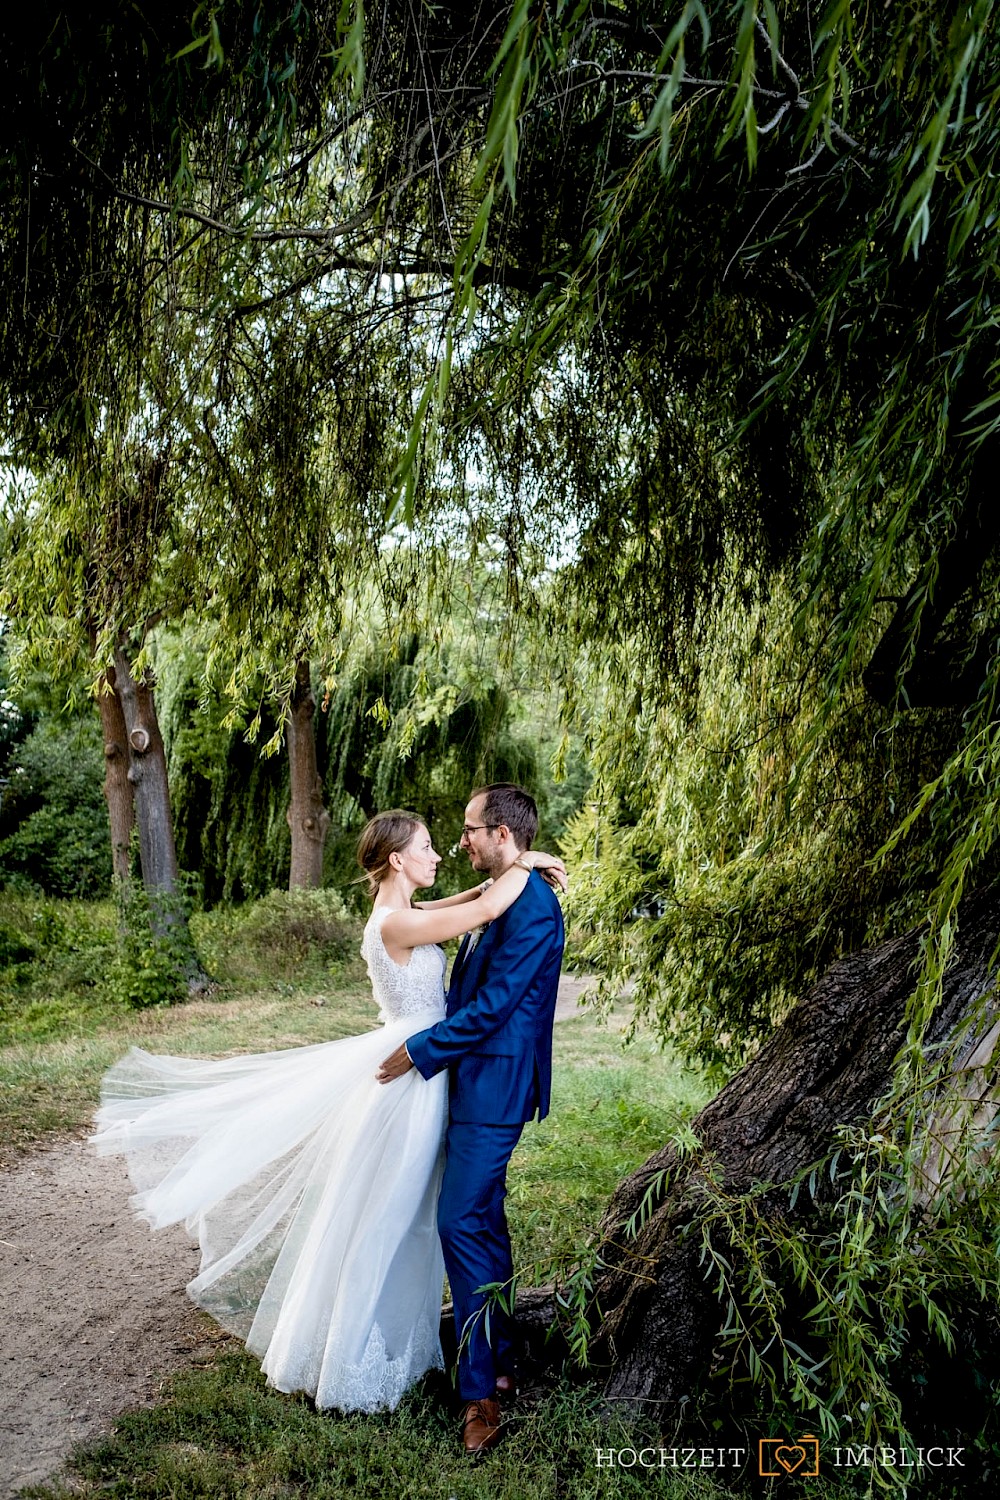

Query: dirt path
(0, 975), (595, 1497)
(552, 971), (594, 1021)
(0, 1137), (207, 1496)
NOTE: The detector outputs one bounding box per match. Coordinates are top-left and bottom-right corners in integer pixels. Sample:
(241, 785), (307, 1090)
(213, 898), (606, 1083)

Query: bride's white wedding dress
(92, 906), (448, 1413)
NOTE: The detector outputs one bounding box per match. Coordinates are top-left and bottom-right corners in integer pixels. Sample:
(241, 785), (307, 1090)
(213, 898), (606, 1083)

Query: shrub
(0, 894), (119, 1044)
(192, 887), (362, 984)
(102, 880), (194, 1009)
(0, 718), (110, 898)
(0, 921), (35, 966)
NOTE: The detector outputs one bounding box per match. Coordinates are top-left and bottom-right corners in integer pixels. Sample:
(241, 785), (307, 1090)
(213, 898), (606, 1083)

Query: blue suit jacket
(406, 871), (565, 1125)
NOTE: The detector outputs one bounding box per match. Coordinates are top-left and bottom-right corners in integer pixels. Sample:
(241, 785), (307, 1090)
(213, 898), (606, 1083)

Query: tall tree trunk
(506, 888), (1000, 1405)
(96, 667), (134, 884)
(582, 885), (1000, 1408)
(286, 658), (331, 890)
(112, 644), (182, 933)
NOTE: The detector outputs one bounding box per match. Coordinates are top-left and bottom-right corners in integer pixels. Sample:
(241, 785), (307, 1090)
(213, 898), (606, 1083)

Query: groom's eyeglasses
(460, 823), (502, 838)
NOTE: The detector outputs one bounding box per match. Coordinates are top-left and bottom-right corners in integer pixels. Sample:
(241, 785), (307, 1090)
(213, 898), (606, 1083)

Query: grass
(2, 894), (931, 1499)
(23, 1349), (756, 1500)
(510, 1009), (706, 1273)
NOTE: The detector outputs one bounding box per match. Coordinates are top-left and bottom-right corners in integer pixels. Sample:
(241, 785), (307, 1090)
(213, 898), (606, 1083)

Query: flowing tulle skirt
(92, 1008), (448, 1412)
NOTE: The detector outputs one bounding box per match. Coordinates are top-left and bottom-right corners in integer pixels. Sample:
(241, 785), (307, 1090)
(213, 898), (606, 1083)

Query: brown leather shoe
(461, 1397), (503, 1456)
(495, 1373), (518, 1404)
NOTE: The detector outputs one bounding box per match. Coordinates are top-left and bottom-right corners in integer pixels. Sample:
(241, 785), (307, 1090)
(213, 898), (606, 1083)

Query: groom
(377, 783), (565, 1454)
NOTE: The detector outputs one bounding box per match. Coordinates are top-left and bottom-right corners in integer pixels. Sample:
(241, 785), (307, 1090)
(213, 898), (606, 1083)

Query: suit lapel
(453, 933), (472, 977)
(448, 919), (499, 1010)
(459, 919), (497, 988)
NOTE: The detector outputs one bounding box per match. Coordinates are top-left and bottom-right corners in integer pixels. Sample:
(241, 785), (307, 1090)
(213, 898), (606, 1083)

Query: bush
(0, 894), (119, 1044)
(192, 887), (362, 984)
(103, 931), (190, 1010)
(0, 717), (110, 898)
(0, 921), (35, 965)
(102, 880), (195, 1010)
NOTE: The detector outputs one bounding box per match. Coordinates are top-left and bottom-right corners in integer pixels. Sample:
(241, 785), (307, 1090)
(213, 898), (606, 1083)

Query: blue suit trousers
(437, 1120), (523, 1400)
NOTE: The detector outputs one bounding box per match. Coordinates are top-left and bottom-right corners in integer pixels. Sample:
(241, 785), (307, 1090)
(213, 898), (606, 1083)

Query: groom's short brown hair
(470, 783), (538, 851)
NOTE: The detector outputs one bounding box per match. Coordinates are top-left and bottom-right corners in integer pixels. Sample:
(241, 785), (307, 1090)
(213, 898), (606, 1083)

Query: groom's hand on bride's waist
(376, 1043), (414, 1084)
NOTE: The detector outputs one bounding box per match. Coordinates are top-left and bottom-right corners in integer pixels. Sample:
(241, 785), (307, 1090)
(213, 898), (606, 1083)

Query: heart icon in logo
(774, 1445), (808, 1473)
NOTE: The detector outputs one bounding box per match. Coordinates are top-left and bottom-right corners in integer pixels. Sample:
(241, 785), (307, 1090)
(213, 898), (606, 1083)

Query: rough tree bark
(112, 644), (182, 925)
(286, 658), (331, 890)
(508, 886), (1000, 1405)
(95, 666), (134, 884)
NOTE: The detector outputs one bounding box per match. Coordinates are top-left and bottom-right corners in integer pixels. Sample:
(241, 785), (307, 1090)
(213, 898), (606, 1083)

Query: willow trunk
(506, 887), (1000, 1411)
(96, 667), (134, 884)
(286, 658), (331, 890)
(112, 645), (182, 929)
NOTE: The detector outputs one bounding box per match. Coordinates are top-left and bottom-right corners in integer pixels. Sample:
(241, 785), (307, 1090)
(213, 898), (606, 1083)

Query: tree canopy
(5, 2), (997, 669)
(2, 0), (998, 1007)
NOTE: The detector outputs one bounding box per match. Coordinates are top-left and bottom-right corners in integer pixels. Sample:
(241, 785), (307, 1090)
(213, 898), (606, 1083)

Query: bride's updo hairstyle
(356, 810), (425, 899)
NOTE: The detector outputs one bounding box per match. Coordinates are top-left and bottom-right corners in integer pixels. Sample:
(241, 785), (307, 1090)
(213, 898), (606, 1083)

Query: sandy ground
(0, 975), (594, 1498)
(0, 1140), (207, 1497)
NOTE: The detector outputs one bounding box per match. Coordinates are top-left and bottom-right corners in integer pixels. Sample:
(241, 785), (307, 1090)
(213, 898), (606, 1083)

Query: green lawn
(1, 896), (894, 1498)
(29, 1349), (759, 1500)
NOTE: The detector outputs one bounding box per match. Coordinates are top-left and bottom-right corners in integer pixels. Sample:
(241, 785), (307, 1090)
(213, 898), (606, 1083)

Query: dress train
(92, 910), (448, 1412)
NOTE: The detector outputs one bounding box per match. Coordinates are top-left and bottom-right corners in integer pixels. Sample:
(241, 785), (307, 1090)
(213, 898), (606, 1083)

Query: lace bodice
(361, 907), (447, 1023)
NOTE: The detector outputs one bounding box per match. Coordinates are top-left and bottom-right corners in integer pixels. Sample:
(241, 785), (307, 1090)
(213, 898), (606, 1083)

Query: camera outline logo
(759, 1435), (821, 1477)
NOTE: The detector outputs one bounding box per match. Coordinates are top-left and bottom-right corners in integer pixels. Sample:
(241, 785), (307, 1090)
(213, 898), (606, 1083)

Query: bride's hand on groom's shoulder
(519, 849), (568, 894)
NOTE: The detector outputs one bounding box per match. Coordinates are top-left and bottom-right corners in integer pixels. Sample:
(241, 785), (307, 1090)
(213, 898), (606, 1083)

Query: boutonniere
(466, 919), (492, 951)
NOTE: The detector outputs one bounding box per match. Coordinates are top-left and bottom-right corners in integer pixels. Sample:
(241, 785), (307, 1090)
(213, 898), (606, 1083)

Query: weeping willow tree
(154, 573), (551, 905)
(5, 0), (1000, 1463)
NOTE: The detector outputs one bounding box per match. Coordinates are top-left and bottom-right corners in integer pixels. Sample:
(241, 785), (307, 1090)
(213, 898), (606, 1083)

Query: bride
(92, 809), (566, 1413)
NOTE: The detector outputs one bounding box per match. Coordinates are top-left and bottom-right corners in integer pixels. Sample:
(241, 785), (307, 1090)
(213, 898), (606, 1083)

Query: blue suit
(406, 871), (564, 1398)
